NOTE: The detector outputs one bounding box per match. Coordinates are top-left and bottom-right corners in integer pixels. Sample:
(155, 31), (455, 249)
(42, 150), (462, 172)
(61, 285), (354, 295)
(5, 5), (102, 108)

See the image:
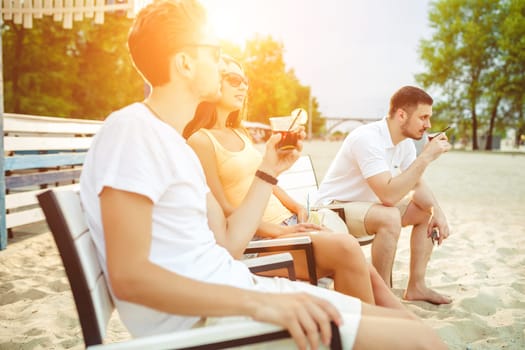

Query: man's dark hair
(128, 0), (207, 87)
(388, 86), (433, 117)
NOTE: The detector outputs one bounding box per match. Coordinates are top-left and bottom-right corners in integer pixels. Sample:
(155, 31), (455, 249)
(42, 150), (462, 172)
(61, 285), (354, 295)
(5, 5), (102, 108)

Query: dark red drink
(275, 130), (299, 150)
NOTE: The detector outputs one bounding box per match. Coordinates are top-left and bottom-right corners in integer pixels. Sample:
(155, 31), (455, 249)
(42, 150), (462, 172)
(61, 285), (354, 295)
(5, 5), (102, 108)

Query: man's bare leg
(365, 205), (402, 287)
(402, 202), (451, 304)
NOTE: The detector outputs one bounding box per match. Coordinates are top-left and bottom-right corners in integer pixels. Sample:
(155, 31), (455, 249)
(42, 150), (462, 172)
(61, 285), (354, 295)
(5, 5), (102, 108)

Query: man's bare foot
(403, 286), (452, 305)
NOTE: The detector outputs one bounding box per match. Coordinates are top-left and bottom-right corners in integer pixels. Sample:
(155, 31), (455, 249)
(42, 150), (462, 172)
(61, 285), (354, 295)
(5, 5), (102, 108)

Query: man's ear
(396, 108), (407, 121)
(171, 52), (194, 80)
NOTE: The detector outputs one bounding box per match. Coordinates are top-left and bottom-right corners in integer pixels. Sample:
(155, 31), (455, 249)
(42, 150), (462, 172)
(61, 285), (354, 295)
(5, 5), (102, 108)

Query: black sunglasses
(223, 72), (249, 88)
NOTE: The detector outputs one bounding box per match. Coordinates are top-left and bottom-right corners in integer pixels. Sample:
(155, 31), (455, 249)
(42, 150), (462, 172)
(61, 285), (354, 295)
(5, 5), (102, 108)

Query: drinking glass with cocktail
(269, 108), (308, 150)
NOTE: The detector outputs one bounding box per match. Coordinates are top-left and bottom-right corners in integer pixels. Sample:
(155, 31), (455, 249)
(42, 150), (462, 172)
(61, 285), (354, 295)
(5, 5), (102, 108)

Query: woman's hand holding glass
(259, 126), (306, 177)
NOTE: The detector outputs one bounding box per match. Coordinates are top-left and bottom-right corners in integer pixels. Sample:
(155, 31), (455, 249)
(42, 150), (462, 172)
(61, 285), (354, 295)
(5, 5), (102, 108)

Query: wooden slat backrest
(277, 155), (319, 206)
(278, 155), (375, 247)
(37, 190), (113, 347)
(3, 113), (102, 134)
(1, 113), (103, 249)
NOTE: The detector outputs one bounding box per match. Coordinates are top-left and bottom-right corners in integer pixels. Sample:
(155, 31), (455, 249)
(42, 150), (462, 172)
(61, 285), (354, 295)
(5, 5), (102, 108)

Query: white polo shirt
(316, 118), (416, 205)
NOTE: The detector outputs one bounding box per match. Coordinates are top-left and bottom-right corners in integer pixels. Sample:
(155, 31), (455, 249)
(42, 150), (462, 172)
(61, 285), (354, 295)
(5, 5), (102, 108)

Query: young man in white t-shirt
(79, 1), (447, 348)
(316, 86), (452, 305)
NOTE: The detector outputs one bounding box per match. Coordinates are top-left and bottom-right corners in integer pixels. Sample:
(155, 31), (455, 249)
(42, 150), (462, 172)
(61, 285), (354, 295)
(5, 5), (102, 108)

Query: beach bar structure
(0, 0), (152, 249)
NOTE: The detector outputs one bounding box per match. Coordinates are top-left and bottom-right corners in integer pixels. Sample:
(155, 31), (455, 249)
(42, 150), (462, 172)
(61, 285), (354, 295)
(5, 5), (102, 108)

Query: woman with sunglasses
(185, 55), (410, 312)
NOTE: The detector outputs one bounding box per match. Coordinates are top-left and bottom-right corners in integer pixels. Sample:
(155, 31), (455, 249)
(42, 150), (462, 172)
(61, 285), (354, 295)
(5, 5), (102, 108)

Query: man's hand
(421, 133), (451, 162)
(427, 209), (450, 246)
(250, 292), (343, 350)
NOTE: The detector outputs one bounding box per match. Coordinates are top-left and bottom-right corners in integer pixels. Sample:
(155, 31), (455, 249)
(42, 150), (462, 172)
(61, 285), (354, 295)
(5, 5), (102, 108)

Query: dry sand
(1, 140), (524, 349)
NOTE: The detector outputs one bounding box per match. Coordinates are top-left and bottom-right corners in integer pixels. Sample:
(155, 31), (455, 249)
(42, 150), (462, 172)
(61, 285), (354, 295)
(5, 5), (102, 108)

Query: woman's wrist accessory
(255, 170), (278, 185)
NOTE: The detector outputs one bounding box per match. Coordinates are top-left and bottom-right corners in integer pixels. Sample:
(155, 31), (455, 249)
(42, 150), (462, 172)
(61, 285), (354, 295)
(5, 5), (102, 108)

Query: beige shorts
(331, 195), (412, 238)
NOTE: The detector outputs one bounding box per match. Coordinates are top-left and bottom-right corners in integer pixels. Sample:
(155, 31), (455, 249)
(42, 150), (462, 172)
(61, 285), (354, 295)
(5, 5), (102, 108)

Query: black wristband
(255, 170), (278, 185)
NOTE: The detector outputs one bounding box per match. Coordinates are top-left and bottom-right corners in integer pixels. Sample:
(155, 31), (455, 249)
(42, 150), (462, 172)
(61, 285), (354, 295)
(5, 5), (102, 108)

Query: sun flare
(201, 1), (251, 46)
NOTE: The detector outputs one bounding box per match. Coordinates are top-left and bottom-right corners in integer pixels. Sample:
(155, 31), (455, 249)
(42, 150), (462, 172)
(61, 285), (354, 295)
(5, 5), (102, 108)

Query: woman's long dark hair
(183, 55), (249, 140)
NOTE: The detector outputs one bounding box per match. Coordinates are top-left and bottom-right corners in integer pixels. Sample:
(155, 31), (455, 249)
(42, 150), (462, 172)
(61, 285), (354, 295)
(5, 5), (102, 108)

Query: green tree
(3, 19), (322, 134)
(417, 0), (504, 150)
(480, 0), (525, 149)
(2, 14), (143, 120)
(497, 0), (525, 147)
(71, 15), (144, 120)
(3, 17), (82, 115)
(236, 35), (323, 135)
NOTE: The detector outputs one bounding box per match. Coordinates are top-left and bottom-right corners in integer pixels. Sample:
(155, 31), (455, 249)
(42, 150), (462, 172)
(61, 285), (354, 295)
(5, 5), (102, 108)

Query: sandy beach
(1, 140), (524, 349)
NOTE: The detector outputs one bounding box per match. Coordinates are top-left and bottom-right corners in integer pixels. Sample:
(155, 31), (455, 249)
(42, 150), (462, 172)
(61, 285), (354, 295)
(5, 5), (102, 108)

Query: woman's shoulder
(187, 128), (216, 150)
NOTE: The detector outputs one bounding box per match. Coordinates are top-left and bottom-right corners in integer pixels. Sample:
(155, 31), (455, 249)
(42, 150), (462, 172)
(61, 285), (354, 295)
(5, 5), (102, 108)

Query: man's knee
(372, 206), (402, 238)
(402, 202), (432, 227)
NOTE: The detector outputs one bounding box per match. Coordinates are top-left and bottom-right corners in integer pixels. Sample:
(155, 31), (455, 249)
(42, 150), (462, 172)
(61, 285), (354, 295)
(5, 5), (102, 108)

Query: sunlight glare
(201, 1), (251, 46)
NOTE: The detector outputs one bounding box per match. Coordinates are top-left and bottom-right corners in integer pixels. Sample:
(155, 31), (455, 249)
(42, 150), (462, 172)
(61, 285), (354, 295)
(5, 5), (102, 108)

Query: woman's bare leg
(284, 232), (376, 304)
(368, 264), (420, 320)
(353, 316), (446, 349)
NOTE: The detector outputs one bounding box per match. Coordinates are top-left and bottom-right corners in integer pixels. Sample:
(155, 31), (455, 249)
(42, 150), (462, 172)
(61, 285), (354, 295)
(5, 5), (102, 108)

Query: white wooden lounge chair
(37, 189), (342, 349)
(278, 155), (375, 247)
(244, 155), (376, 286)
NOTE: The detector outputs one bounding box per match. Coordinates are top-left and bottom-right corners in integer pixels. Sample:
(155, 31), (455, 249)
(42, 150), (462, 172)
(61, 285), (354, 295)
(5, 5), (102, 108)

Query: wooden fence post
(1, 18), (6, 250)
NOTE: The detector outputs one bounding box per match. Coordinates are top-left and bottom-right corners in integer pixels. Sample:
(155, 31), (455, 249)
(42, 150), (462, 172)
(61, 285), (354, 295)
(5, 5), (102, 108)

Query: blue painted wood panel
(6, 169), (82, 189)
(4, 153), (86, 171)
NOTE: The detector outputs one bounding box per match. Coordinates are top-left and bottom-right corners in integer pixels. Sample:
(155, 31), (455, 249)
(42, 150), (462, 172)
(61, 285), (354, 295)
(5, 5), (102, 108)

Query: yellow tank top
(197, 128), (292, 224)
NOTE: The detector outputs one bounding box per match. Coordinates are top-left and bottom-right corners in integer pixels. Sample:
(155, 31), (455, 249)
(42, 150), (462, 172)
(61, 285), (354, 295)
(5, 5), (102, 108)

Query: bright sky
(201, 0), (433, 119)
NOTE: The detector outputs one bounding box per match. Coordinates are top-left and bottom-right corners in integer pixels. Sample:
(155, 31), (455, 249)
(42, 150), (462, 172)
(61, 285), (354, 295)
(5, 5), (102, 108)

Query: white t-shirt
(80, 103), (254, 336)
(316, 118), (416, 205)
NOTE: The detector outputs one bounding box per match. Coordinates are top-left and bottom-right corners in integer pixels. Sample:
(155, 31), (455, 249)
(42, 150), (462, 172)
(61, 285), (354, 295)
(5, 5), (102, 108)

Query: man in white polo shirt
(316, 86), (452, 305)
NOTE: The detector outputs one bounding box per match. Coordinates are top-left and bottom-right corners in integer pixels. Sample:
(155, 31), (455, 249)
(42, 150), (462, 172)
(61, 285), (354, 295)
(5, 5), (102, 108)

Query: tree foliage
(3, 20), (322, 134)
(2, 15), (144, 120)
(223, 35), (322, 135)
(417, 0), (525, 150)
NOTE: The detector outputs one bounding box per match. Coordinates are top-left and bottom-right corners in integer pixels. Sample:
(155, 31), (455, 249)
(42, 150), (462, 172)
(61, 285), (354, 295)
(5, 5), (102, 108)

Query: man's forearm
(411, 180), (439, 213)
(113, 259), (264, 317)
(373, 155), (431, 206)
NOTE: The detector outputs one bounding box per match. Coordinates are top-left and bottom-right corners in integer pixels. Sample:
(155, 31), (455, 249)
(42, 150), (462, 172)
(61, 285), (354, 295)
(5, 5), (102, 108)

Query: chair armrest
(244, 236), (317, 285)
(88, 321), (284, 350)
(88, 320), (342, 350)
(243, 253), (296, 280)
(245, 236), (311, 250)
(310, 204), (346, 222)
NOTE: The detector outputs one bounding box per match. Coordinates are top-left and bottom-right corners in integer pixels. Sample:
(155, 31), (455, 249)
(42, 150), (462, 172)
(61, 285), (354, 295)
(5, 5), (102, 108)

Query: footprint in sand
(48, 279), (70, 293)
(24, 328), (45, 336)
(459, 293), (498, 316)
(0, 289), (48, 306)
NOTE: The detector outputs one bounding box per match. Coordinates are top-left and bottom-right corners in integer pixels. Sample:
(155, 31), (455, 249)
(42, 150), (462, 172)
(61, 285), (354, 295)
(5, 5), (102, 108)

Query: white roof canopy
(1, 0), (152, 29)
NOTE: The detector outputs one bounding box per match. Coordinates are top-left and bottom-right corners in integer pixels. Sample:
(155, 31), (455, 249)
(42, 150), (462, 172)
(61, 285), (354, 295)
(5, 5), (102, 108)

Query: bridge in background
(323, 116), (382, 134)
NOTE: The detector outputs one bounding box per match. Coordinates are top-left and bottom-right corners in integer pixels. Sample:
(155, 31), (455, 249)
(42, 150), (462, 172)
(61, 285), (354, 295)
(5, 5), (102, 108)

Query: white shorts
(200, 275), (361, 349)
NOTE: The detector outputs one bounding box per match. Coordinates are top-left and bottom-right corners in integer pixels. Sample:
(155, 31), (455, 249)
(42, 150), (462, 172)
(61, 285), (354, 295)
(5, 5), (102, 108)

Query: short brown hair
(388, 86), (433, 117)
(128, 0), (207, 87)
